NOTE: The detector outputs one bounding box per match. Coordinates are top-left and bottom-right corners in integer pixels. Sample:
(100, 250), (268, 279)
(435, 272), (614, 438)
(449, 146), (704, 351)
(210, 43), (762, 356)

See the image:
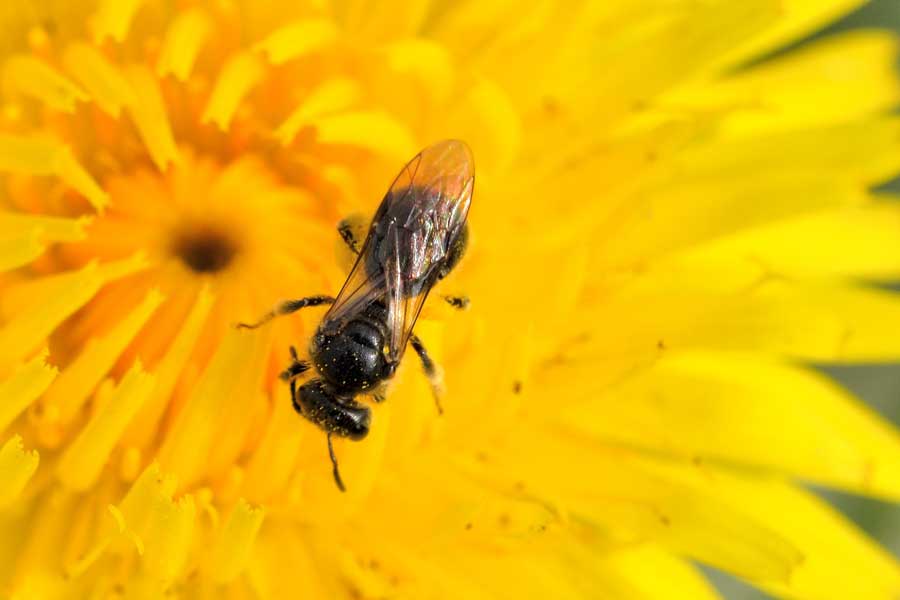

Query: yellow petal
(141, 494), (196, 582)
(242, 385), (306, 503)
(562, 351), (900, 499)
(677, 201), (900, 281)
(415, 438), (802, 583)
(10, 572), (68, 600)
(0, 134), (109, 211)
(383, 39), (455, 106)
(90, 0), (143, 43)
(0, 351), (57, 433)
(157, 327), (267, 489)
(0, 230), (43, 272)
(436, 547), (584, 600)
(276, 78), (361, 145)
(335, 0), (429, 39)
(62, 42), (136, 118)
(478, 1), (778, 126)
(114, 463), (176, 554)
(254, 19), (338, 65)
(312, 110), (416, 161)
(41, 288), (164, 427)
(125, 65), (180, 170)
(156, 8), (212, 80)
(57, 361), (156, 491)
(579, 269), (900, 364)
(594, 545), (722, 600)
(247, 526), (335, 598)
(122, 286), (214, 449)
(0, 256), (147, 365)
(0, 212), (89, 270)
(0, 436), (39, 507)
(204, 500), (265, 584)
(681, 117), (900, 182)
(717, 0), (867, 70)
(0, 212), (90, 243)
(646, 461), (900, 599)
(11, 490), (80, 594)
(668, 31), (900, 135)
(444, 78), (522, 174)
(3, 55), (87, 113)
(205, 332), (271, 479)
(596, 118), (900, 268)
(201, 51), (265, 130)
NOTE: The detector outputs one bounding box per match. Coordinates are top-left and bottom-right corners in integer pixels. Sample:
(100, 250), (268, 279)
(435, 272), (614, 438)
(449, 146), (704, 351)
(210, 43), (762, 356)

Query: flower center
(171, 225), (239, 273)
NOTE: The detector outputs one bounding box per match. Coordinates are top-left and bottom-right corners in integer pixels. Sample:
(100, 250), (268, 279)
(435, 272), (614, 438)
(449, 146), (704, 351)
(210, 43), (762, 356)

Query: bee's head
(295, 379), (371, 441)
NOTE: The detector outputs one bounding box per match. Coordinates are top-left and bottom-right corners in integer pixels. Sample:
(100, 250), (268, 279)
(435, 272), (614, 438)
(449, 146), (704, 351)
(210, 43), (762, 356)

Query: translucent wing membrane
(324, 140), (475, 362)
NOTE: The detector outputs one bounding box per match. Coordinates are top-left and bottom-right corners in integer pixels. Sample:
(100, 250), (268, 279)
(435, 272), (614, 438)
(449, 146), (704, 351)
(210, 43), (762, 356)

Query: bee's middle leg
(409, 333), (444, 415)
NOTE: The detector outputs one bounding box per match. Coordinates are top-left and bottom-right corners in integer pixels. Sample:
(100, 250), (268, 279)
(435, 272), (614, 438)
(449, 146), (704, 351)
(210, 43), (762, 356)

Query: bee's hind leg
(409, 333), (445, 415)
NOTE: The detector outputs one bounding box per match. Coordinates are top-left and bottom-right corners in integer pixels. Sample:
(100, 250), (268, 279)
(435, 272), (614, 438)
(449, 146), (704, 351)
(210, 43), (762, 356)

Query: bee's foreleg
(236, 295), (335, 329)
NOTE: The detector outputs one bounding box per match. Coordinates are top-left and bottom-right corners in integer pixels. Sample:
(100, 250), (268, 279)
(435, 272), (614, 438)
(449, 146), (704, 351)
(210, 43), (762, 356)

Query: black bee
(238, 140), (474, 491)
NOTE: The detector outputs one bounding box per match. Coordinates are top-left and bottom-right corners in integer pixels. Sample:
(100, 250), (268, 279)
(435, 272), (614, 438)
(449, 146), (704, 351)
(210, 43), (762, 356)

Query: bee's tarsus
(409, 333), (444, 415)
(327, 432), (346, 492)
(442, 295), (470, 310)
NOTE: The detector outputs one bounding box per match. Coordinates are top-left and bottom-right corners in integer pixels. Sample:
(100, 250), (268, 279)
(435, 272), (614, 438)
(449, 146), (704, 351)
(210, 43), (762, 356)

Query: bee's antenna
(327, 432), (346, 492)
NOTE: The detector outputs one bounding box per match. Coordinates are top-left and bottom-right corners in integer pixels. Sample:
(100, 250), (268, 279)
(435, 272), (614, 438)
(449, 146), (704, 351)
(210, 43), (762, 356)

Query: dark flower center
(172, 226), (238, 273)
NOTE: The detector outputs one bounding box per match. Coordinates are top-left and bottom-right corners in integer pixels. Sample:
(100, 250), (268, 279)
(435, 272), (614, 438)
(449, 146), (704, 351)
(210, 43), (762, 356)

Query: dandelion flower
(2, 0), (900, 598)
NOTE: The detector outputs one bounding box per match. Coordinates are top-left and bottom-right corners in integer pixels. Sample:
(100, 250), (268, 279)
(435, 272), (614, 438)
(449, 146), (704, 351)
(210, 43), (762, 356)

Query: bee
(238, 140), (474, 491)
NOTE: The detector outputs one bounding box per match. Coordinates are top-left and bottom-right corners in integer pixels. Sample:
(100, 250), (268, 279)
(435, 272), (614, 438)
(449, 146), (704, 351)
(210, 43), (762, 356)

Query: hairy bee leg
(337, 215), (366, 255)
(442, 295), (470, 310)
(409, 333), (444, 415)
(327, 432), (346, 492)
(236, 295), (335, 329)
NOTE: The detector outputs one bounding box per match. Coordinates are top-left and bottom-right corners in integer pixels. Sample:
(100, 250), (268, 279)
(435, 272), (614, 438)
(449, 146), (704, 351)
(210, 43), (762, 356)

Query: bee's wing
(322, 252), (386, 328)
(324, 140), (474, 362)
(382, 140), (474, 361)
